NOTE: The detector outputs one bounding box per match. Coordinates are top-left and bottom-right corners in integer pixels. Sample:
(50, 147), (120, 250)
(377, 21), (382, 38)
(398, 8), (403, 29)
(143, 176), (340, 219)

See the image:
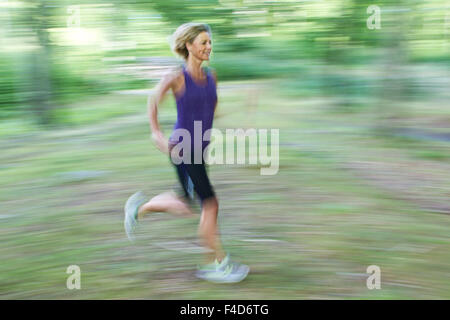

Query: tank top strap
(182, 66), (192, 88)
(205, 66), (214, 78)
(204, 67), (216, 89)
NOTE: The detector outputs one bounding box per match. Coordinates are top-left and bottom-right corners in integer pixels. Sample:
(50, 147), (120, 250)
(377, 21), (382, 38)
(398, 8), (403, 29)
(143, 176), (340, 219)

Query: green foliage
(211, 55), (298, 80)
(0, 55), (22, 118)
(1, 0), (449, 123)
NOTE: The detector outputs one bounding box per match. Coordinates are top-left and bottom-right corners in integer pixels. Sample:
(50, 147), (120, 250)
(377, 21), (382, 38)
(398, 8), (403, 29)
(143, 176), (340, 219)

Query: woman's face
(187, 31), (212, 61)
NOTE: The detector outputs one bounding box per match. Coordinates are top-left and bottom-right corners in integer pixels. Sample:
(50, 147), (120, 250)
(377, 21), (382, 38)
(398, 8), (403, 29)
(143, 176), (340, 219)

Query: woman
(124, 23), (249, 283)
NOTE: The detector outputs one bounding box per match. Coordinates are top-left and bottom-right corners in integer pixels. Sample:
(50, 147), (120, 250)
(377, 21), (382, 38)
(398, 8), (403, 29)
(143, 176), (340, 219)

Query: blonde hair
(170, 23), (212, 60)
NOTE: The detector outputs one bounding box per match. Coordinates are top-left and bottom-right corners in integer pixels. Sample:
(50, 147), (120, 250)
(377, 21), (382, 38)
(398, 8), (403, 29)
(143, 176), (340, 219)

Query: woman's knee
(202, 196), (218, 212)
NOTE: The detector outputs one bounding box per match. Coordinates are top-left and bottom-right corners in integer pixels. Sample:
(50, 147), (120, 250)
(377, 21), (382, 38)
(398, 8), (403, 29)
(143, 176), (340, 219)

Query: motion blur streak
(0, 1), (449, 299)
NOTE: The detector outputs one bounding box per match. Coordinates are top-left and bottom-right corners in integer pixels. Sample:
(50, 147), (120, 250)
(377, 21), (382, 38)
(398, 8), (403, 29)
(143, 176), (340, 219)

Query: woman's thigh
(182, 162), (215, 202)
(169, 144), (215, 202)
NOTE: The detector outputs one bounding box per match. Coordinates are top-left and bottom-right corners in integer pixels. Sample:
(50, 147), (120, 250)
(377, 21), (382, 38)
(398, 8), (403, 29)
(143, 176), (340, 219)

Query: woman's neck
(185, 57), (205, 79)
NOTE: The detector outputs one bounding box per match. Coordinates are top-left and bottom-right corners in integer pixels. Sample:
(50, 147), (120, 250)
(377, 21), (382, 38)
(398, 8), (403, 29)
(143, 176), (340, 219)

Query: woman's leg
(198, 196), (225, 263)
(137, 156), (195, 219)
(179, 159), (225, 263)
(137, 191), (194, 219)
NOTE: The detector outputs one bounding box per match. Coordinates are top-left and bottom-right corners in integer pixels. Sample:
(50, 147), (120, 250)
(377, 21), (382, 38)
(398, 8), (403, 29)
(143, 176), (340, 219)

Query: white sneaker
(124, 191), (146, 241)
(195, 254), (250, 283)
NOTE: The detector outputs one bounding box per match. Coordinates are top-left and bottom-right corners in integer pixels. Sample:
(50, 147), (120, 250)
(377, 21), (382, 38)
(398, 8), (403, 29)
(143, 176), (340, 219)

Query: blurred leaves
(0, 0), (448, 126)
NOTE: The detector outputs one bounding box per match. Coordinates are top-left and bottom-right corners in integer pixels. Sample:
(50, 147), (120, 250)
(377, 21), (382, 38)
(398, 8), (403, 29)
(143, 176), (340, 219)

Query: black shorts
(170, 153), (215, 204)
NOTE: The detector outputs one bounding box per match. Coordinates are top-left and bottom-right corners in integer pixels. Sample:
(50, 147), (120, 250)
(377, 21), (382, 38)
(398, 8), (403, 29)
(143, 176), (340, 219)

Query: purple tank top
(170, 66), (217, 151)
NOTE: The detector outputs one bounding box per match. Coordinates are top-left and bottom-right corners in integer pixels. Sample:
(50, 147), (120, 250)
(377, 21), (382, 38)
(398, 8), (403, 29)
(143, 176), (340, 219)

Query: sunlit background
(0, 0), (449, 299)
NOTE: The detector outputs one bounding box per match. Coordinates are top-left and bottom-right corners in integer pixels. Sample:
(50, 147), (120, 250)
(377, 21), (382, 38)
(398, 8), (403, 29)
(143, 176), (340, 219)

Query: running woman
(124, 23), (249, 283)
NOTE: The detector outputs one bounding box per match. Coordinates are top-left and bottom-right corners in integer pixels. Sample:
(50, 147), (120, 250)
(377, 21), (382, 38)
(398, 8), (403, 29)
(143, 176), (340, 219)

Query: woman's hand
(152, 131), (169, 155)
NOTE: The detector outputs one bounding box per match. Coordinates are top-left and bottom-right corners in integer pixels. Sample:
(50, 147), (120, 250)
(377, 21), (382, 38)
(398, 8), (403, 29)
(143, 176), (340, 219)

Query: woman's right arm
(148, 71), (179, 154)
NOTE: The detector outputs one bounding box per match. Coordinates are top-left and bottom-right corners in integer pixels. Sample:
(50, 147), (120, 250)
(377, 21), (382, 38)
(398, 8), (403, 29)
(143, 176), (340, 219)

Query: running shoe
(195, 254), (250, 283)
(124, 191), (147, 241)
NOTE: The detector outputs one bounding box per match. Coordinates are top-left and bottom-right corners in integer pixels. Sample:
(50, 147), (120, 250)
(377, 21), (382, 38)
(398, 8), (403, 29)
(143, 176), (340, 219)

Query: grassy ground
(0, 83), (449, 299)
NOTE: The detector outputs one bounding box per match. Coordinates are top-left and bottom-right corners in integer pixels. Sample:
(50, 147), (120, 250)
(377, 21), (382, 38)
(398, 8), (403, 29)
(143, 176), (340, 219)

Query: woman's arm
(148, 70), (180, 154)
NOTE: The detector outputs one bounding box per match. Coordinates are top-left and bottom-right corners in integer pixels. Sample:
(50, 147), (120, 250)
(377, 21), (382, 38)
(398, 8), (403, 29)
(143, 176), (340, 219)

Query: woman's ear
(185, 41), (192, 53)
